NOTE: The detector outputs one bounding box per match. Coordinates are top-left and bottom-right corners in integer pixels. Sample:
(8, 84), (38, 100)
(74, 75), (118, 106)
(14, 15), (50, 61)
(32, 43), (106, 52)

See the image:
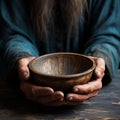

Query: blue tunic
(0, 0), (120, 85)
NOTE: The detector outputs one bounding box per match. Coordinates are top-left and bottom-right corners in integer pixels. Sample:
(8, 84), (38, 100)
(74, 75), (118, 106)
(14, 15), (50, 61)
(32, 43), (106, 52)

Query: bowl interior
(29, 53), (95, 76)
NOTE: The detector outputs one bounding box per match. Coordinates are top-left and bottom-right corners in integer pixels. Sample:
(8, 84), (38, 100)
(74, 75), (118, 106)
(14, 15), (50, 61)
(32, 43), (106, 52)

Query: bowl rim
(28, 52), (96, 78)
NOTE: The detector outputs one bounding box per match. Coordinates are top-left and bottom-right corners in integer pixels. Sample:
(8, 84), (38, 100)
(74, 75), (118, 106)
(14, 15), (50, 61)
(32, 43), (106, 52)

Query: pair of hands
(17, 56), (105, 106)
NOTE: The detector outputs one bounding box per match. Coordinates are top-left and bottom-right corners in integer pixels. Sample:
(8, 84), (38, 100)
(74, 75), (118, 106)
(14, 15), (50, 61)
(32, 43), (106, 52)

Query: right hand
(17, 57), (65, 106)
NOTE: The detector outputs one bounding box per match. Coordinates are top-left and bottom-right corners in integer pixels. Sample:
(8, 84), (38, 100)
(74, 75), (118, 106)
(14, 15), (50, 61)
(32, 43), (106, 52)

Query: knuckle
(19, 66), (26, 72)
(98, 57), (105, 63)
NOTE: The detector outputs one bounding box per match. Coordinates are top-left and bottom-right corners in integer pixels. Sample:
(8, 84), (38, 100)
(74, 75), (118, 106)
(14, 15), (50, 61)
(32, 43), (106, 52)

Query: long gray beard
(31, 0), (87, 40)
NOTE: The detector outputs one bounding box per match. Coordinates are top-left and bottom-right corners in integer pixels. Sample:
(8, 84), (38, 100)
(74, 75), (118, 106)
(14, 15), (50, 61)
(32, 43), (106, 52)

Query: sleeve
(84, 0), (120, 85)
(0, 0), (39, 73)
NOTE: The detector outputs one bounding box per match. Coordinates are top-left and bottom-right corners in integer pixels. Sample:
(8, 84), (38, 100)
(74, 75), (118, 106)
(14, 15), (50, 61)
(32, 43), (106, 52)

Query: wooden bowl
(28, 52), (96, 91)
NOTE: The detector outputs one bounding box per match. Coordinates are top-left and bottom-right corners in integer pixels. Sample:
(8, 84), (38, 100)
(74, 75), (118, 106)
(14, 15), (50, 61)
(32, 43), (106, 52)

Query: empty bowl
(28, 52), (96, 91)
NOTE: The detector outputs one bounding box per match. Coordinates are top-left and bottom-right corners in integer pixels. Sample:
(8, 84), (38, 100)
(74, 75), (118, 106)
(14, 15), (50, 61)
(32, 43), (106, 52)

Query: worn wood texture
(0, 70), (120, 120)
(29, 53), (95, 91)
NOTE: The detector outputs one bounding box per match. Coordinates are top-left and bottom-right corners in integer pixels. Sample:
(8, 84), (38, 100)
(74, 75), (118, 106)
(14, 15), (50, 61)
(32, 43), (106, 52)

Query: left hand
(64, 56), (105, 105)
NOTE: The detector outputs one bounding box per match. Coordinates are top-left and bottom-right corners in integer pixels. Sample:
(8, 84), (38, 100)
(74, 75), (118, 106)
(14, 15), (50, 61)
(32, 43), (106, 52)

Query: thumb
(17, 57), (35, 81)
(94, 58), (105, 78)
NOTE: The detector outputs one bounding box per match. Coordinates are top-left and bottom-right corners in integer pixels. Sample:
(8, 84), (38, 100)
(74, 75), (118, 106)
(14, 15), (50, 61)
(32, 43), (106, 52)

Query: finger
(66, 91), (98, 103)
(88, 56), (105, 78)
(73, 78), (102, 94)
(20, 82), (54, 97)
(20, 82), (34, 99)
(17, 57), (35, 81)
(94, 58), (105, 78)
(18, 68), (30, 81)
(20, 82), (65, 106)
(32, 86), (54, 96)
(20, 82), (53, 101)
(35, 91), (64, 106)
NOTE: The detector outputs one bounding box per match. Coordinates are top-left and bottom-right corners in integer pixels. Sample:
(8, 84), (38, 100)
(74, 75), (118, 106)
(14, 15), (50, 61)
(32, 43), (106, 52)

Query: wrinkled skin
(17, 56), (105, 106)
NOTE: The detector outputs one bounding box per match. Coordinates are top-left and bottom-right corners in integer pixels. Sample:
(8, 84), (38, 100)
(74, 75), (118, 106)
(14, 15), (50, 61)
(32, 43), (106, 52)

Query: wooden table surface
(0, 70), (120, 120)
